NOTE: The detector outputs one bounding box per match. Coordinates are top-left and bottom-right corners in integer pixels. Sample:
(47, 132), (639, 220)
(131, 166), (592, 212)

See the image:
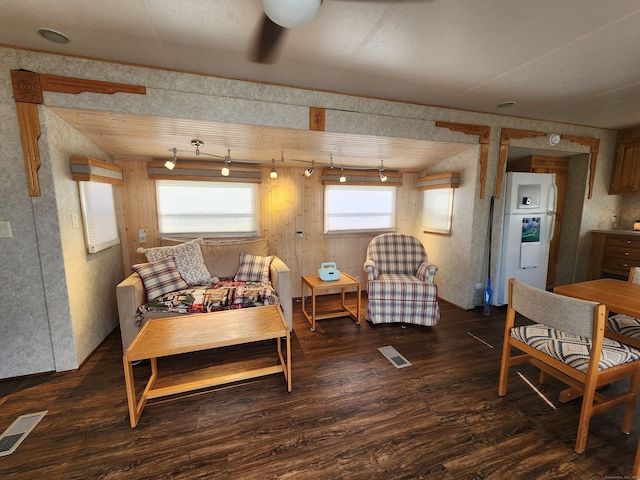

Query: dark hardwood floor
(1, 294), (638, 479)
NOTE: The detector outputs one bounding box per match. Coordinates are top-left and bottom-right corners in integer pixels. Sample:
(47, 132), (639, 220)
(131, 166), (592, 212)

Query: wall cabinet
(610, 127), (640, 194)
(508, 155), (569, 289)
(587, 230), (640, 280)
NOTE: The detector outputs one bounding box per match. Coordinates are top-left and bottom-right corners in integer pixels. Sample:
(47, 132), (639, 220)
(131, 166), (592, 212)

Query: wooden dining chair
(607, 267), (640, 349)
(498, 278), (640, 453)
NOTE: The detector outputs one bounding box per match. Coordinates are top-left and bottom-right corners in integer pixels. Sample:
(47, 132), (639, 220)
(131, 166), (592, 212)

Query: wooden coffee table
(122, 305), (291, 427)
(301, 272), (361, 331)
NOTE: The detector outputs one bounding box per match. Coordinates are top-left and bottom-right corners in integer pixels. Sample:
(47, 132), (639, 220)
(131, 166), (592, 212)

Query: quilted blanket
(135, 279), (279, 326)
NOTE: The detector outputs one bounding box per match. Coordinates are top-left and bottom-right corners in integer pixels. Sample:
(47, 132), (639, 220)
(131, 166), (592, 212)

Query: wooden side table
(301, 272), (361, 331)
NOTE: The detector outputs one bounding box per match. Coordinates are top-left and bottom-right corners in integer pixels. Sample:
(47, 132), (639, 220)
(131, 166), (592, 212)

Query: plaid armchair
(364, 233), (440, 326)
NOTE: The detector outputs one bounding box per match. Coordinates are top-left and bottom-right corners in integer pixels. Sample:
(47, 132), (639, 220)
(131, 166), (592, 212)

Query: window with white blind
(324, 184), (396, 234)
(79, 181), (120, 253)
(156, 180), (258, 236)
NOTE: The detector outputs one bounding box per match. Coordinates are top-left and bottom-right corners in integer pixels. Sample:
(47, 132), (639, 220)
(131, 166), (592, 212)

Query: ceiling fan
(250, 0), (426, 64)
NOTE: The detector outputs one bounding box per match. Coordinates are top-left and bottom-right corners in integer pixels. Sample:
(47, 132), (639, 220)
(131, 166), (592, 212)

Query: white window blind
(422, 188), (454, 234)
(156, 180), (258, 236)
(324, 184), (396, 233)
(79, 181), (120, 253)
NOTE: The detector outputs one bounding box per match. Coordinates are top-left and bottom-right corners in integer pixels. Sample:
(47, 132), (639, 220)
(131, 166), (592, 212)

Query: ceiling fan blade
(250, 14), (287, 64)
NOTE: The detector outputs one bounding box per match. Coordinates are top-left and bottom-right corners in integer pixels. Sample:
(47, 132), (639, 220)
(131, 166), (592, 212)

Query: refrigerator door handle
(548, 214), (556, 242)
(548, 182), (558, 213)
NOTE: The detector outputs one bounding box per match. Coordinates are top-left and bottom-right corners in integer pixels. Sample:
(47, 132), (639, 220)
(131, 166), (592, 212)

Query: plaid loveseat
(364, 233), (440, 326)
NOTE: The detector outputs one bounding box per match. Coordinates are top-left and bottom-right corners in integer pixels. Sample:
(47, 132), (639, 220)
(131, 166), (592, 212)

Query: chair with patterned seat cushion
(607, 267), (640, 349)
(363, 233), (439, 326)
(498, 278), (640, 454)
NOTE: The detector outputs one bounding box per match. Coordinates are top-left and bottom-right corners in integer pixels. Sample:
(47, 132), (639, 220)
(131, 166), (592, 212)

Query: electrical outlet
(296, 230), (303, 239)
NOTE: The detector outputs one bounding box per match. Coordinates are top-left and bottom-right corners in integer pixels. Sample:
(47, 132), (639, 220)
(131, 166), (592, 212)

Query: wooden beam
(435, 121), (491, 199)
(15, 102), (42, 196)
(562, 135), (600, 199)
(11, 70), (146, 196)
(495, 128), (547, 198)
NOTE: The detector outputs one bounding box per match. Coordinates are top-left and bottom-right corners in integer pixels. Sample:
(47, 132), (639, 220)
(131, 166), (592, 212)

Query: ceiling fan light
(261, 0), (322, 28)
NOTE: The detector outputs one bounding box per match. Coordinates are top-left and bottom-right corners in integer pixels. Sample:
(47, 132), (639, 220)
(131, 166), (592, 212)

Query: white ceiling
(2, 0), (640, 169)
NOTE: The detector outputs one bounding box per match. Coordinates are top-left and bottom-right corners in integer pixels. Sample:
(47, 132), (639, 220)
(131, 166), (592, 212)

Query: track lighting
(379, 160), (388, 183)
(191, 139), (203, 155)
(270, 159), (278, 179)
(165, 148), (177, 170)
(339, 167), (346, 183)
(221, 149), (231, 176)
(304, 160), (315, 177)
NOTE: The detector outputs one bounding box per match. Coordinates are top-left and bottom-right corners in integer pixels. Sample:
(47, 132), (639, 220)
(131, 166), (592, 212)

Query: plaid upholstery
(364, 234), (439, 326)
(511, 323), (640, 373)
(234, 252), (274, 284)
(132, 256), (189, 301)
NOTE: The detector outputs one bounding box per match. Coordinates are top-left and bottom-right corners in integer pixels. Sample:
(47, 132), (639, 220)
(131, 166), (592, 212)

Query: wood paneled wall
(115, 159), (418, 297)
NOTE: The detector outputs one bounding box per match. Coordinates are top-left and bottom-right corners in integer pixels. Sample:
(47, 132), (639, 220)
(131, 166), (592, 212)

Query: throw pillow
(138, 238), (211, 285)
(234, 252), (274, 284)
(132, 256), (189, 301)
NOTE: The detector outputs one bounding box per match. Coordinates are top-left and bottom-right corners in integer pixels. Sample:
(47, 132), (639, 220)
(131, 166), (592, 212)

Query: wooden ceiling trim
(562, 135), (600, 199)
(435, 121), (491, 199)
(10, 70), (146, 196)
(495, 128), (547, 199)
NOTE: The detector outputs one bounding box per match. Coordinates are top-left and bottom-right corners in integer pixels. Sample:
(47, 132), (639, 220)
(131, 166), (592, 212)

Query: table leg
(311, 286), (316, 331)
(123, 356), (138, 428)
(356, 282), (361, 324)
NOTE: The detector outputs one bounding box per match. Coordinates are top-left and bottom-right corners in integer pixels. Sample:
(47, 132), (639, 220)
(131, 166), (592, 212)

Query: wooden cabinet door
(610, 141), (640, 194)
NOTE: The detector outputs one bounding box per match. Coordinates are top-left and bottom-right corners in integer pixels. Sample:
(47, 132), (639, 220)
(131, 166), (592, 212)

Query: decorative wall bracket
(435, 121), (491, 199)
(495, 128), (547, 198)
(562, 135), (600, 199)
(11, 70), (146, 196)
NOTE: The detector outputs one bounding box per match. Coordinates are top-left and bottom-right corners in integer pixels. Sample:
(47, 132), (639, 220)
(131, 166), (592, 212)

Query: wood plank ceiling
(49, 107), (475, 172)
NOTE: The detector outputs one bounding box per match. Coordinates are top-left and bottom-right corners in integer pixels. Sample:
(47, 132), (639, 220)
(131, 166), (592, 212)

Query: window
(324, 185), (396, 234)
(79, 181), (120, 253)
(422, 188), (454, 235)
(156, 180), (258, 236)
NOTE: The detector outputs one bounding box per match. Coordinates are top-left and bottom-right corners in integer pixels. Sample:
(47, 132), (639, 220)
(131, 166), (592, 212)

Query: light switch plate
(0, 221), (12, 238)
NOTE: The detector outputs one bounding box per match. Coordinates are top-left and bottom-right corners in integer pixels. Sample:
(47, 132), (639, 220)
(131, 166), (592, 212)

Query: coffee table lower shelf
(123, 306), (291, 428)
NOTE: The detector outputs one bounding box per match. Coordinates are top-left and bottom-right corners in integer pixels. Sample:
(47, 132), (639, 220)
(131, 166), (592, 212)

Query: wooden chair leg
(539, 370), (548, 384)
(633, 438), (640, 478)
(574, 373), (598, 453)
(498, 345), (511, 396)
(622, 371), (640, 433)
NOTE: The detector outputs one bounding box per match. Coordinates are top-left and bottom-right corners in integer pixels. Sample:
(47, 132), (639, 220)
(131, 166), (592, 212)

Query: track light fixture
(191, 139), (204, 155)
(221, 149), (231, 176)
(270, 158), (278, 179)
(165, 147), (177, 170)
(379, 160), (388, 183)
(304, 160), (315, 177)
(339, 167), (346, 183)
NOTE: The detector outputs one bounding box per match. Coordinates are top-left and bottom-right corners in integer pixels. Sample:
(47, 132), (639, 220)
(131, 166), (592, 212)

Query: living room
(2, 1), (640, 476)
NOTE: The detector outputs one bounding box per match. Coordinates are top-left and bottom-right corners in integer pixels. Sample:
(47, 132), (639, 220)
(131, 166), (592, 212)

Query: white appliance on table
(496, 172), (557, 305)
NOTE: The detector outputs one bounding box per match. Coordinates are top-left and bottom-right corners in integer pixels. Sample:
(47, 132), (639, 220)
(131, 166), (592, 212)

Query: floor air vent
(0, 411), (47, 457)
(378, 346), (412, 369)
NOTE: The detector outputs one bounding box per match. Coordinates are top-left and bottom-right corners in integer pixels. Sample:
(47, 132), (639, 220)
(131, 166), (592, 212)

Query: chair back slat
(510, 279), (598, 339)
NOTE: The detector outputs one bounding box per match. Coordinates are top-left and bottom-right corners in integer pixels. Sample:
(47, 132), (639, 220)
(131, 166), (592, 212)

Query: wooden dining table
(553, 278), (640, 319)
(554, 278), (640, 477)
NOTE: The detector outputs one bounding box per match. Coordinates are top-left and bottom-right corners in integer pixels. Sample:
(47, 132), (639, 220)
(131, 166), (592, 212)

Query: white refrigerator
(496, 172), (557, 306)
